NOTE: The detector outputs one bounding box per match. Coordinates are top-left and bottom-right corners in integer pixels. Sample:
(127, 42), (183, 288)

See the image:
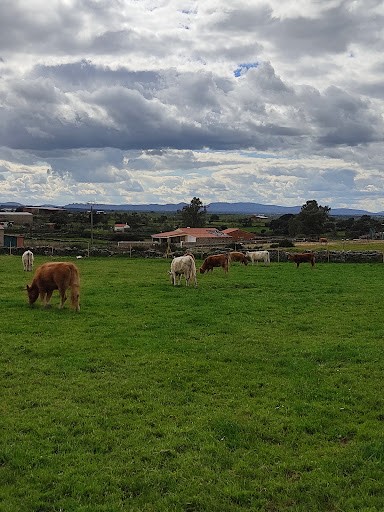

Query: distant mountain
(207, 202), (301, 214)
(64, 201), (382, 216)
(0, 202), (23, 208)
(65, 202), (189, 212)
(2, 200), (382, 216)
(330, 207), (379, 216)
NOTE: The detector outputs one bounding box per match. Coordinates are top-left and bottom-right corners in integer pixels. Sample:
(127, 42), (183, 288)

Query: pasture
(1, 255), (384, 511)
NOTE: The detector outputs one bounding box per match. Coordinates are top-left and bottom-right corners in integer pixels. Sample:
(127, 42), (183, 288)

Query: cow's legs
(43, 291), (53, 307)
(59, 290), (68, 308)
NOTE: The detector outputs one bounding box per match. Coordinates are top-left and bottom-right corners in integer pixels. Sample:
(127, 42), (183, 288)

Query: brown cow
(27, 262), (80, 311)
(199, 254), (229, 274)
(229, 251), (248, 265)
(287, 252), (315, 268)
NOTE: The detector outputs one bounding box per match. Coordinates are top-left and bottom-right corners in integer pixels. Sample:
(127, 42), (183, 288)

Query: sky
(1, 0), (384, 211)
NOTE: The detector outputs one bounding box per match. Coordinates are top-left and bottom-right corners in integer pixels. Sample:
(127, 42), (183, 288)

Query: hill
(1, 201), (383, 216)
(63, 202), (382, 216)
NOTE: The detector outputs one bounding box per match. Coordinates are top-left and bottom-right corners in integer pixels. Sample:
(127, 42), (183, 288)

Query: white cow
(22, 250), (34, 271)
(169, 254), (197, 287)
(245, 250), (270, 265)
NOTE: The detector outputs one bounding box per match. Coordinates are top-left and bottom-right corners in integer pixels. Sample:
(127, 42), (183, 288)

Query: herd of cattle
(21, 248), (316, 310)
(169, 250), (315, 288)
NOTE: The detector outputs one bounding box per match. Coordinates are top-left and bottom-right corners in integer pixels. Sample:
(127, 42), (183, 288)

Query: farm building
(0, 211), (33, 225)
(22, 206), (65, 215)
(0, 226), (24, 248)
(114, 223), (131, 232)
(221, 228), (255, 241)
(151, 227), (232, 247)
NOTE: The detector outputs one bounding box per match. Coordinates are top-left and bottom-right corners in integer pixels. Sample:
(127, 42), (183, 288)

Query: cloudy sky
(1, 0), (384, 211)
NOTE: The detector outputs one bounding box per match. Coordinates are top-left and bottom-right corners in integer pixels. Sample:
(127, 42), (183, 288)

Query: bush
(273, 239), (295, 248)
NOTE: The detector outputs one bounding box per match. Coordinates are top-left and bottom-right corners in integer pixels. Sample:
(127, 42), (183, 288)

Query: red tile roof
(222, 228), (255, 239)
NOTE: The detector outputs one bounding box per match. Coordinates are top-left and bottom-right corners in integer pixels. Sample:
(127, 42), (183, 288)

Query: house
(114, 223), (130, 232)
(151, 227), (232, 247)
(0, 211), (33, 225)
(221, 228), (255, 241)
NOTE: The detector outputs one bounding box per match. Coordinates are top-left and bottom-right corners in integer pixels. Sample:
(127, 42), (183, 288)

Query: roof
(152, 227), (231, 239)
(0, 212), (33, 216)
(222, 228), (240, 234)
(222, 228), (255, 239)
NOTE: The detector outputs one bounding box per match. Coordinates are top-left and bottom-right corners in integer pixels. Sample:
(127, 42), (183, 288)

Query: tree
(209, 214), (220, 223)
(180, 197), (207, 228)
(296, 200), (330, 237)
(268, 214), (295, 236)
(345, 215), (382, 239)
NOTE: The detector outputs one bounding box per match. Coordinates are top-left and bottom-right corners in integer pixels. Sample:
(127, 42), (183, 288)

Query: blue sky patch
(234, 62), (259, 77)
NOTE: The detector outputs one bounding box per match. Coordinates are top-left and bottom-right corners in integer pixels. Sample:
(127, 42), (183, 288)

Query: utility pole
(90, 203), (94, 246)
(88, 202), (94, 247)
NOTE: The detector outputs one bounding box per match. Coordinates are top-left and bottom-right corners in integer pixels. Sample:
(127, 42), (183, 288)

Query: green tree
(269, 214), (295, 236)
(296, 200), (331, 237)
(180, 197), (207, 227)
(345, 215), (382, 238)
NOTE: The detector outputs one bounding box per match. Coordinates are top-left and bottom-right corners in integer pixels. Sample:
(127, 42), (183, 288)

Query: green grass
(1, 255), (384, 511)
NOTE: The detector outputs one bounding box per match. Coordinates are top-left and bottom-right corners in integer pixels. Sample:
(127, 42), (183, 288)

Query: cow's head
(26, 284), (39, 305)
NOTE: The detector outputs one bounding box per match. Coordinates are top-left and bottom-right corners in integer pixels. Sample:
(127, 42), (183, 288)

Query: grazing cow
(27, 262), (80, 311)
(169, 254), (197, 287)
(245, 250), (270, 265)
(229, 251), (248, 265)
(199, 254), (229, 274)
(22, 250), (34, 271)
(319, 238), (328, 244)
(287, 252), (315, 268)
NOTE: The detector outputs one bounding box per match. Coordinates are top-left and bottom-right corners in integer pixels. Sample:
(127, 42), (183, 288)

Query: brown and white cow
(287, 252), (315, 268)
(27, 262), (80, 311)
(199, 254), (229, 274)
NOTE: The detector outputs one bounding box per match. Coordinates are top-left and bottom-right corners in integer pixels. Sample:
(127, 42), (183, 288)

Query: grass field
(1, 255), (384, 511)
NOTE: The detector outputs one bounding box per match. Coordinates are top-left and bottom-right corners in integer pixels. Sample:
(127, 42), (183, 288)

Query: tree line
(14, 197), (383, 241)
(181, 197), (384, 239)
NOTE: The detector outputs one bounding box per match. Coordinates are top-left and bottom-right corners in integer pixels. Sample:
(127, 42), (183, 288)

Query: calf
(199, 254), (229, 274)
(287, 252), (315, 267)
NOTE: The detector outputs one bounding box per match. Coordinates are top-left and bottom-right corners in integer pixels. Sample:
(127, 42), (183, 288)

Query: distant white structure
(113, 223), (130, 232)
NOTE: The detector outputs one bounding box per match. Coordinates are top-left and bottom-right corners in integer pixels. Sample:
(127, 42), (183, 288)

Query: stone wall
(270, 249), (384, 263)
(2, 245), (384, 263)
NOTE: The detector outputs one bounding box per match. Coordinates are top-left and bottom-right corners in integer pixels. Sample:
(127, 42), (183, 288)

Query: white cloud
(0, 0), (383, 212)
